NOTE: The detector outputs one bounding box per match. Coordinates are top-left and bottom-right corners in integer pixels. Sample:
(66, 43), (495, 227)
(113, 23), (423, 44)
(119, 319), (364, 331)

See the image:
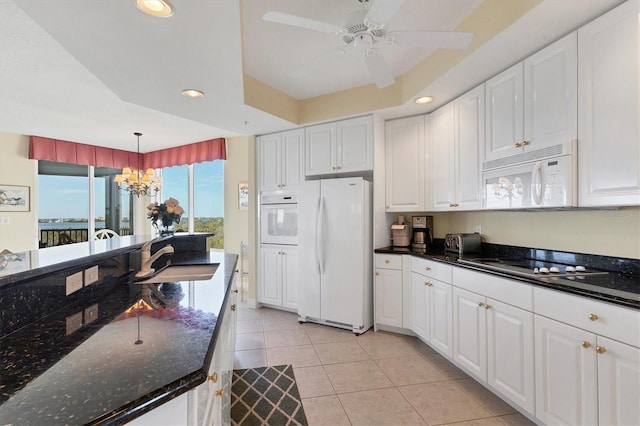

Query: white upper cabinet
(578, 0), (640, 206)
(430, 84), (484, 211)
(306, 115), (373, 176)
(524, 32), (577, 152)
(485, 33), (577, 165)
(385, 115), (426, 212)
(258, 128), (304, 191)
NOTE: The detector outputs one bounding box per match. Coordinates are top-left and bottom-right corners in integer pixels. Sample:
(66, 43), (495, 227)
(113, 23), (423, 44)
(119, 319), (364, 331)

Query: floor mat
(231, 365), (308, 426)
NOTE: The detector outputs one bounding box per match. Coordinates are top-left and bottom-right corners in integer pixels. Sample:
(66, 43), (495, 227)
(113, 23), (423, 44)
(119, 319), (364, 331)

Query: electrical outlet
(84, 303), (99, 324)
(65, 271), (83, 295)
(475, 225), (482, 234)
(65, 311), (83, 335)
(0, 217), (9, 225)
(85, 265), (99, 286)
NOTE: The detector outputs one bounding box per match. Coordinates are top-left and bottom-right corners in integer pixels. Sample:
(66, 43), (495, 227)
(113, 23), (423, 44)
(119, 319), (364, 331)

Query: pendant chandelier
(114, 132), (161, 197)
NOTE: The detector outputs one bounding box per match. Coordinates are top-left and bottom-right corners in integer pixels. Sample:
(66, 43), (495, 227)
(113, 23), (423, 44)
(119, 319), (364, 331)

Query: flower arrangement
(147, 197), (184, 234)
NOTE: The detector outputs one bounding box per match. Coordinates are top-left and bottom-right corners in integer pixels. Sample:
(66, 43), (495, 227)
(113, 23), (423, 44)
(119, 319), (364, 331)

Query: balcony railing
(39, 227), (132, 247)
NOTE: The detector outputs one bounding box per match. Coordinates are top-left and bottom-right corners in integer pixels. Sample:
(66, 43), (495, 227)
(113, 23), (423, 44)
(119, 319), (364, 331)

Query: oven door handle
(532, 161), (543, 206)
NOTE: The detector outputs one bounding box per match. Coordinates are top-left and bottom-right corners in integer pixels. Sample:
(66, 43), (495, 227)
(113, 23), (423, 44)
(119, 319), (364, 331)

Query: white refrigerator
(297, 177), (373, 334)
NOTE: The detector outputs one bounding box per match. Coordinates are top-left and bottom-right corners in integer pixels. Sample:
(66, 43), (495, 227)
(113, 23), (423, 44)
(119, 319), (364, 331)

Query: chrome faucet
(135, 238), (174, 278)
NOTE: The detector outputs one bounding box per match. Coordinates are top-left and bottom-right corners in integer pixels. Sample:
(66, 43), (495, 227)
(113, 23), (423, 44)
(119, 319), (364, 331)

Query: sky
(38, 160), (224, 219)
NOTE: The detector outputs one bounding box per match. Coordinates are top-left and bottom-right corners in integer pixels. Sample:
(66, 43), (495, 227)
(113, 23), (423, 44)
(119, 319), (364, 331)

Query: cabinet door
(410, 272), (429, 341)
(455, 85), (485, 210)
(578, 0), (640, 206)
(281, 247), (298, 310)
(258, 133), (282, 191)
(375, 268), (403, 328)
(524, 32), (577, 152)
(487, 299), (534, 415)
(430, 103), (456, 210)
(429, 279), (453, 357)
(281, 129), (304, 189)
(336, 115), (373, 173)
(534, 315), (597, 426)
(485, 62), (524, 162)
(259, 246), (282, 306)
(305, 122), (335, 176)
(597, 336), (640, 426)
(453, 287), (487, 380)
(385, 115), (426, 212)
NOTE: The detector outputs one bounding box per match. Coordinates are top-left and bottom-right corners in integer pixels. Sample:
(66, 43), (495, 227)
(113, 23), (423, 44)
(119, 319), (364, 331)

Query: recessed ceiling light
(135, 0), (174, 18)
(182, 89), (205, 98)
(414, 96), (433, 104)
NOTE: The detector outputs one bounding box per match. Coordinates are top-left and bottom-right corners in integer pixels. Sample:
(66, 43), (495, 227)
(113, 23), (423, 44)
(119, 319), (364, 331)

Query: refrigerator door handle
(318, 196), (326, 274)
(314, 196), (322, 274)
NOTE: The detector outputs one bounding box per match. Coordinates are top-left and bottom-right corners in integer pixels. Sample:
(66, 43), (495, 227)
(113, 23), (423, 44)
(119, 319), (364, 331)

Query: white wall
(0, 133), (38, 252)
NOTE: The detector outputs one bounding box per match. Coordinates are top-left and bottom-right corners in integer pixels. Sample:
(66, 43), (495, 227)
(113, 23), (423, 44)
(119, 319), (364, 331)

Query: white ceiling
(0, 0), (624, 152)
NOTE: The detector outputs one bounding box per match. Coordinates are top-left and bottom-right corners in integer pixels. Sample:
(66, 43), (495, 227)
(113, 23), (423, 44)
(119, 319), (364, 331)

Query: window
(161, 160), (224, 249)
(38, 161), (133, 246)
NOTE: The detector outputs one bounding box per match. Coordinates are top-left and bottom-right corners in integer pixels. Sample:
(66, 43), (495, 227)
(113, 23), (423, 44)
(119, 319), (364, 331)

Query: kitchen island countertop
(0, 250), (237, 425)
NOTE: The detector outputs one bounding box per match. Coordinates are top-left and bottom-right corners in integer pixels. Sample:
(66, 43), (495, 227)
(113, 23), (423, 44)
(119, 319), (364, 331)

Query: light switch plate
(66, 271), (83, 295)
(85, 265), (99, 285)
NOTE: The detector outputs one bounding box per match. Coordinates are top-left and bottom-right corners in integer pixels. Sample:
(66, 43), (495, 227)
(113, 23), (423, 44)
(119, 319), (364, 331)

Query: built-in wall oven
(260, 191), (298, 245)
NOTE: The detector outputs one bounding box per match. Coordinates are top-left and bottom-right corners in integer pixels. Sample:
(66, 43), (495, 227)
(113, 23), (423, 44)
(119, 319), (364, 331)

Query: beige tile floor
(234, 303), (536, 426)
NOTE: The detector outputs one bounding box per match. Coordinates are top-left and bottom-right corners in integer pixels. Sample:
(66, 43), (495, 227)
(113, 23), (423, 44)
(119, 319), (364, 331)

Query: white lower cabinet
(374, 254), (404, 328)
(534, 286), (640, 426)
(452, 286), (535, 415)
(411, 258), (453, 357)
(259, 245), (298, 310)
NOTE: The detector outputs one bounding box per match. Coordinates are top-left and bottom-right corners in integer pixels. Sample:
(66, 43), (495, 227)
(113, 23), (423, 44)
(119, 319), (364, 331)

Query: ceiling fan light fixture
(135, 0), (174, 18)
(414, 96), (433, 104)
(182, 89), (205, 98)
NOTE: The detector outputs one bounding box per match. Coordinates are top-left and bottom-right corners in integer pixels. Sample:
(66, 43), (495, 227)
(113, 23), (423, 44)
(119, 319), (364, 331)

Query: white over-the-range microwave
(482, 140), (577, 209)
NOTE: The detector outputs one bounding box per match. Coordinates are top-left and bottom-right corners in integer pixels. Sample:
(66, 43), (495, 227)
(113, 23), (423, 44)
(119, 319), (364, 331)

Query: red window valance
(29, 136), (226, 168)
(143, 138), (226, 169)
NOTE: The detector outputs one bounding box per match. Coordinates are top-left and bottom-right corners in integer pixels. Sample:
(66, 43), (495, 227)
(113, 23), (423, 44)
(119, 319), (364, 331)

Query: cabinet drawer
(534, 287), (640, 347)
(375, 254), (402, 270)
(453, 267), (533, 311)
(412, 257), (452, 283)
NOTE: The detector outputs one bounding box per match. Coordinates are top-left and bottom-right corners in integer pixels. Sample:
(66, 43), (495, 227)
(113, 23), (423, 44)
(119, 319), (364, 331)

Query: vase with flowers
(146, 197), (184, 236)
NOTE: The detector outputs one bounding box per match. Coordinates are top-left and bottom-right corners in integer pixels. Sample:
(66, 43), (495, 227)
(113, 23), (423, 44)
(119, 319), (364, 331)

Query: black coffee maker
(412, 216), (433, 253)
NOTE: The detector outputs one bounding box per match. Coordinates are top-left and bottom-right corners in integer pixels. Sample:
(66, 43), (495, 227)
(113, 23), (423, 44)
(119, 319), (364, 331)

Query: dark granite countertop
(0, 233), (214, 288)
(375, 244), (640, 310)
(0, 250), (238, 426)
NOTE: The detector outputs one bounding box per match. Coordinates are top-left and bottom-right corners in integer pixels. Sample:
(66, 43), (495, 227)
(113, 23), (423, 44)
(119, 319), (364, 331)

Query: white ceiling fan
(263, 0), (473, 88)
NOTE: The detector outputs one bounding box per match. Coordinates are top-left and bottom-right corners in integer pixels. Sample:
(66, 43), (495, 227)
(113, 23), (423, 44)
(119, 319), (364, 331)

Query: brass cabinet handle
(477, 301), (485, 307)
(216, 389), (225, 397)
(523, 140), (530, 146)
(515, 142), (522, 148)
(484, 304), (491, 310)
(386, 206), (389, 210)
(425, 267), (431, 271)
(588, 314), (599, 321)
(596, 346), (606, 354)
(233, 289), (238, 293)
(375, 272), (379, 276)
(581, 341), (591, 349)
(231, 304), (236, 311)
(208, 372), (218, 383)
(424, 281), (432, 287)
(385, 259), (389, 264)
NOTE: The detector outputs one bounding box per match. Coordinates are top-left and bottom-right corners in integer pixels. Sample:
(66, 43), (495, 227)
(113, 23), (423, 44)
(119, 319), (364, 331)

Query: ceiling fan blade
(363, 50), (395, 88)
(365, 0), (406, 28)
(263, 11), (342, 34)
(391, 31), (473, 49)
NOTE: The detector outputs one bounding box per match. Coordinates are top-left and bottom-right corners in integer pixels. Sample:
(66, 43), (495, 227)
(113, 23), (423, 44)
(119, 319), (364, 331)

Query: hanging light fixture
(114, 132), (161, 197)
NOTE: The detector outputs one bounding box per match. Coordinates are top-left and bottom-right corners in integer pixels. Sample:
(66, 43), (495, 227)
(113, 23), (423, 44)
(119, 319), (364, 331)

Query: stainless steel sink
(135, 263), (219, 283)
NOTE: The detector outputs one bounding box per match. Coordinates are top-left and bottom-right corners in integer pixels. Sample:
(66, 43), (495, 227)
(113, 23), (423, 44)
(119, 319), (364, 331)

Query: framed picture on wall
(0, 184), (30, 212)
(238, 182), (248, 210)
